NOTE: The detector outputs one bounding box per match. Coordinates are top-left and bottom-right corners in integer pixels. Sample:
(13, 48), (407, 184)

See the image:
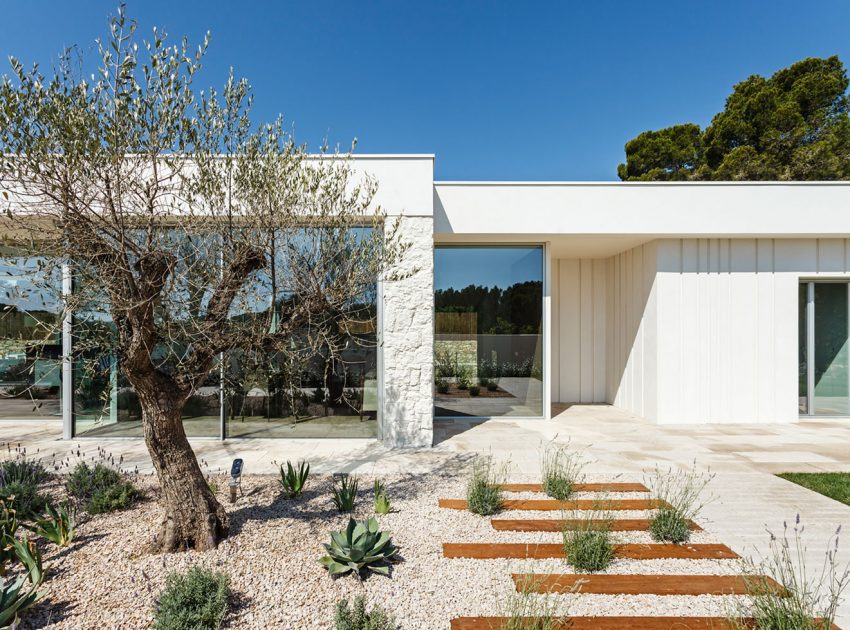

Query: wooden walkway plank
(511, 573), (784, 595)
(502, 482), (649, 493)
(491, 518), (702, 532)
(451, 618), (840, 630)
(439, 498), (667, 511)
(442, 542), (739, 560)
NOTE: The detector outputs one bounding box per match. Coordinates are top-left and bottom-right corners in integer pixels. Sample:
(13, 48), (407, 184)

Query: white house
(2, 154), (849, 447)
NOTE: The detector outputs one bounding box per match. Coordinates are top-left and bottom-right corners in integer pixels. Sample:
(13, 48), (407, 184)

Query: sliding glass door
(799, 281), (850, 416)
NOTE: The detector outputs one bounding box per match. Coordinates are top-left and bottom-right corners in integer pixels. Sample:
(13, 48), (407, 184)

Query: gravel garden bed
(12, 470), (759, 629)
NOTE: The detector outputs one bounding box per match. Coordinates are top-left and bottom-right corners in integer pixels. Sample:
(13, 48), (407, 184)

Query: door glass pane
(799, 283), (808, 414)
(813, 283), (849, 415)
(434, 246), (544, 418)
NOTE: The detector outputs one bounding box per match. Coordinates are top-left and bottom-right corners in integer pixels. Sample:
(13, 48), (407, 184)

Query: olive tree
(0, 8), (407, 551)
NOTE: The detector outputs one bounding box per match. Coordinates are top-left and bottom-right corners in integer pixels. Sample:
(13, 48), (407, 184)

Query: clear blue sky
(2, 1), (849, 180)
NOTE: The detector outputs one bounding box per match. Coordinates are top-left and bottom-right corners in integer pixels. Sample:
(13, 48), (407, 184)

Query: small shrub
(469, 385), (480, 397)
(730, 516), (850, 630)
(25, 502), (76, 547)
(466, 455), (506, 516)
(486, 381), (498, 392)
(67, 462), (139, 513)
(331, 475), (358, 513)
(373, 479), (391, 515)
(279, 460), (310, 498)
(541, 439), (586, 501)
(456, 365), (472, 390)
(478, 377), (489, 387)
(154, 567), (230, 630)
(319, 517), (399, 577)
(312, 387), (326, 403)
(563, 510), (614, 573)
(649, 506), (690, 544)
(645, 461), (714, 544)
(334, 595), (398, 630)
(0, 458), (47, 488)
(0, 481), (49, 520)
(436, 380), (449, 394)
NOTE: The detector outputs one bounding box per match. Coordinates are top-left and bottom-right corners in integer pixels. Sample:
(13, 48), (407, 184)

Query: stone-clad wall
(381, 215), (434, 447)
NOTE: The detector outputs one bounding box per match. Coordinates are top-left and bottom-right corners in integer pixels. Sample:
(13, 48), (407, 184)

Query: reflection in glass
(434, 246), (544, 418)
(813, 283), (849, 415)
(0, 249), (62, 420)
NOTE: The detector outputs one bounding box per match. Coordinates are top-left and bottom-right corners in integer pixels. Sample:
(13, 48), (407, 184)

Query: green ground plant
(334, 595), (398, 629)
(777, 473), (850, 507)
(730, 516), (849, 630)
(562, 507), (614, 572)
(319, 517), (399, 577)
(0, 499), (18, 573)
(645, 461), (714, 544)
(373, 479), (391, 515)
(540, 439), (586, 501)
(0, 457), (50, 519)
(499, 574), (563, 630)
(24, 502), (76, 547)
(279, 460), (310, 498)
(67, 462), (140, 514)
(466, 455), (507, 516)
(153, 566), (231, 630)
(331, 475), (359, 513)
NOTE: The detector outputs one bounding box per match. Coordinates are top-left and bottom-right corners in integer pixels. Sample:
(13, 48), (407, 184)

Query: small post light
(229, 458), (244, 503)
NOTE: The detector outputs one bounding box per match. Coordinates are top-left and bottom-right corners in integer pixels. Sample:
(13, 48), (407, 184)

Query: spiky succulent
(319, 518), (398, 577)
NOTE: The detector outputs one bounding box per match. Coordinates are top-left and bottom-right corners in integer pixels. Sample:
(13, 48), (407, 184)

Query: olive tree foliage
(0, 7), (409, 551)
(618, 56), (850, 180)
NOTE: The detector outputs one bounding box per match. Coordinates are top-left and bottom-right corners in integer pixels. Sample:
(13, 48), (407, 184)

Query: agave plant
(373, 480), (391, 515)
(11, 536), (43, 586)
(331, 475), (359, 513)
(0, 572), (44, 629)
(278, 461), (310, 499)
(319, 517), (398, 577)
(24, 503), (76, 547)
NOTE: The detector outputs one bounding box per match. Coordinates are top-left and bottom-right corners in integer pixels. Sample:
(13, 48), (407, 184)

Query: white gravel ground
(22, 472), (751, 629)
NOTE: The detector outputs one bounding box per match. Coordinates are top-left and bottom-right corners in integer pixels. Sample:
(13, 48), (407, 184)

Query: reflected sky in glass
(434, 246), (542, 291)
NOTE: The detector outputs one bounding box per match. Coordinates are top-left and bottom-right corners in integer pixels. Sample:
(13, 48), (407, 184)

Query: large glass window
(799, 281), (850, 416)
(0, 249), (62, 421)
(434, 245), (544, 418)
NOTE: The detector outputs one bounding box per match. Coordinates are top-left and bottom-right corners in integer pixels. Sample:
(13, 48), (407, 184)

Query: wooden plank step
(451, 618), (841, 630)
(511, 573), (784, 595)
(502, 482), (649, 493)
(442, 542), (738, 560)
(492, 518), (702, 532)
(439, 498), (667, 511)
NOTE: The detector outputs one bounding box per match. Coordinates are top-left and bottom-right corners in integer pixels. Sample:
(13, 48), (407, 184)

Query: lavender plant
(645, 461), (714, 544)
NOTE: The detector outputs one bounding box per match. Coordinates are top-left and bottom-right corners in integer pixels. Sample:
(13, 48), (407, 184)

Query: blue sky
(2, 1), (849, 180)
(435, 247), (542, 291)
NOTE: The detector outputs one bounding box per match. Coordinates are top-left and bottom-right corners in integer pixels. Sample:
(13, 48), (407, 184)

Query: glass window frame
(433, 242), (549, 421)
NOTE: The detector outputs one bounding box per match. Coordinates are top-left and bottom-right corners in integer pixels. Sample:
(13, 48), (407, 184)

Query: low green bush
(0, 481), (49, 519)
(469, 385), (480, 397)
(334, 595), (397, 630)
(466, 456), (506, 516)
(0, 459), (47, 487)
(563, 513), (614, 572)
(67, 462), (140, 513)
(153, 566), (230, 630)
(486, 381), (498, 392)
(649, 506), (690, 544)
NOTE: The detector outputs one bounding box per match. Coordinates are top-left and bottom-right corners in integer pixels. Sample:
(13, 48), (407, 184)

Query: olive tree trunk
(135, 377), (228, 552)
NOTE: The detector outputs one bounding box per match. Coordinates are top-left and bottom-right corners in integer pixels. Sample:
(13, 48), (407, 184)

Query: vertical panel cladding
(381, 215), (434, 447)
(654, 237), (850, 425)
(560, 259), (581, 402)
(550, 258), (560, 404)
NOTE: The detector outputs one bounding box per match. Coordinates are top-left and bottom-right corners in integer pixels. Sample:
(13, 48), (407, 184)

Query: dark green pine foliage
(618, 56), (850, 181)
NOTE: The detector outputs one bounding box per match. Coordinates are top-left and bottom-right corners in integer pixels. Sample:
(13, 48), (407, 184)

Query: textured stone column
(381, 215), (434, 447)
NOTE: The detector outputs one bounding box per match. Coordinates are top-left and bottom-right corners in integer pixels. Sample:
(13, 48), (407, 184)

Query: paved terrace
(6, 404), (850, 626)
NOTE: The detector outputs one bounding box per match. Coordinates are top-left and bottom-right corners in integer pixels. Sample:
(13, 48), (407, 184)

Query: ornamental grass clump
(466, 455), (507, 516)
(153, 566), (231, 630)
(320, 517), (399, 577)
(730, 516), (850, 630)
(562, 508), (615, 573)
(540, 439), (586, 501)
(334, 595), (398, 630)
(645, 461), (714, 544)
(500, 574), (563, 630)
